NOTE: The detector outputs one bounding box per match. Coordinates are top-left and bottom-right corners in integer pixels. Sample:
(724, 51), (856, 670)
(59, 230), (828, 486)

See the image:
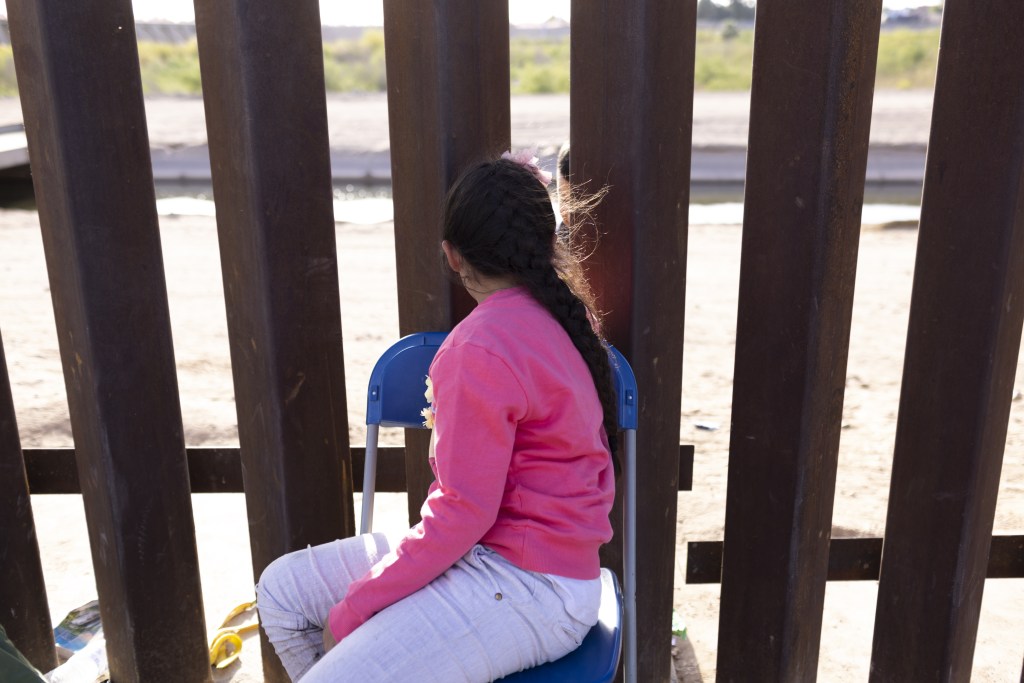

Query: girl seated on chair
(256, 151), (619, 682)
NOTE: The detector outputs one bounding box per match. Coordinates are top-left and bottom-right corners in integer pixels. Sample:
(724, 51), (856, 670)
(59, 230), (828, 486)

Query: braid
(505, 215), (618, 454)
(443, 158), (621, 474)
(522, 265), (621, 474)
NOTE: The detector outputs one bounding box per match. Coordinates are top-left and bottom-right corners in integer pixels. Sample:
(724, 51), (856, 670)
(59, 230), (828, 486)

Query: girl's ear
(441, 240), (462, 274)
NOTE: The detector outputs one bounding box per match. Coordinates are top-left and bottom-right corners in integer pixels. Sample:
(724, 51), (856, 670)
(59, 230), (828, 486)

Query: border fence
(1, 1), (1023, 681)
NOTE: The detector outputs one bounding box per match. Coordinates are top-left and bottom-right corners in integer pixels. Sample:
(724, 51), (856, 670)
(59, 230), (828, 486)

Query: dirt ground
(3, 207), (1022, 681)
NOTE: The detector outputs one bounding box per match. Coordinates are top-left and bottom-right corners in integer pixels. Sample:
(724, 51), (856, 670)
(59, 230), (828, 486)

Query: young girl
(256, 151), (619, 682)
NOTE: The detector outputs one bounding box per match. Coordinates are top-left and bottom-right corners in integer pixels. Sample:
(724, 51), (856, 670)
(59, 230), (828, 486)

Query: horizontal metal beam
(687, 536), (1024, 584)
(23, 447), (399, 494)
(25, 445), (695, 495)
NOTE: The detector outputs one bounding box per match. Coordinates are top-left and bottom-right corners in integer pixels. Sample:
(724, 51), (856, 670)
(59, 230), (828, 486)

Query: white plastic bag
(46, 634), (107, 683)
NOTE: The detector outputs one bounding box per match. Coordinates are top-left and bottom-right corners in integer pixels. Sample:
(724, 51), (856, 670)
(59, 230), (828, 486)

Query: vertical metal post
(383, 0), (510, 521)
(870, 2), (1024, 680)
(715, 2), (882, 680)
(6, 2), (211, 680)
(0, 333), (57, 672)
(193, 2), (354, 679)
(624, 428), (638, 683)
(571, 2), (696, 680)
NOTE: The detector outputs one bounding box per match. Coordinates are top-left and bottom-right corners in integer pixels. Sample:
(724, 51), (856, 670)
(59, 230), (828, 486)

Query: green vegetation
(875, 29), (941, 89)
(510, 38), (571, 94)
(323, 30), (387, 92)
(0, 47), (19, 96)
(694, 27), (756, 91)
(694, 27), (940, 91)
(697, 0), (756, 22)
(138, 40), (203, 95)
(0, 27), (942, 98)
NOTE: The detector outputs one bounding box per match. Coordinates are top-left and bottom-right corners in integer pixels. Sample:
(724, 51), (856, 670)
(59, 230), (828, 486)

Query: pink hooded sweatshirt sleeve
(328, 341), (527, 641)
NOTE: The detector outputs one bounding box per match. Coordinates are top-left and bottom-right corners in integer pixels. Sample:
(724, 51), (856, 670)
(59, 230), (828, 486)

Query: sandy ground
(1, 91), (1021, 681)
(3, 209), (1022, 681)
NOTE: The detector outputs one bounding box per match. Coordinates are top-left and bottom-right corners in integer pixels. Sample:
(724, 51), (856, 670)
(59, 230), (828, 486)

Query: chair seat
(495, 568), (622, 683)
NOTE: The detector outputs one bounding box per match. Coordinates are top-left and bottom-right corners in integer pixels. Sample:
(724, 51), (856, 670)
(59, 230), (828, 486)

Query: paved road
(0, 91), (933, 187)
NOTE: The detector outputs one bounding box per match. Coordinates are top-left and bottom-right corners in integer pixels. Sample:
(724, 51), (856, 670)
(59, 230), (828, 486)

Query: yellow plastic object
(208, 601), (259, 669)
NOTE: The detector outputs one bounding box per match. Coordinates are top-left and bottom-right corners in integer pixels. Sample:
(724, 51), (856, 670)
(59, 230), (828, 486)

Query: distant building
(882, 7), (941, 27)
(135, 22), (196, 43)
(508, 17), (570, 41)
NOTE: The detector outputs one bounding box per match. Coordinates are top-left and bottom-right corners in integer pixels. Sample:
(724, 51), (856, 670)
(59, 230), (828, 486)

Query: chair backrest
(608, 346), (638, 430)
(365, 331), (448, 428)
(605, 345), (638, 683)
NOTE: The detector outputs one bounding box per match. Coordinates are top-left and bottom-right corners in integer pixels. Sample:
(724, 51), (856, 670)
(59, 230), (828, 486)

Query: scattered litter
(693, 420), (719, 431)
(51, 601), (102, 663)
(671, 609), (687, 646)
(209, 600), (259, 670)
(44, 598), (259, 678)
(47, 600), (107, 682)
(1013, 388), (1022, 402)
(47, 634), (107, 683)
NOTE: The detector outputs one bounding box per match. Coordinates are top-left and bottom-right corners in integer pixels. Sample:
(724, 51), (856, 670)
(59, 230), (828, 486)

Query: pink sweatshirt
(328, 286), (615, 642)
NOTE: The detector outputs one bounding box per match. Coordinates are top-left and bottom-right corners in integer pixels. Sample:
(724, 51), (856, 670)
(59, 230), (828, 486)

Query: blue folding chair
(360, 332), (638, 683)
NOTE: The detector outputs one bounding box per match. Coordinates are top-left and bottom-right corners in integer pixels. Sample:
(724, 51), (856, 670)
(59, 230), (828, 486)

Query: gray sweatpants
(256, 533), (600, 682)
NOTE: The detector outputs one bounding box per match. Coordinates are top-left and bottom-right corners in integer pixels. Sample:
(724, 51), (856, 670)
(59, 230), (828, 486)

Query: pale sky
(0, 1), (573, 25)
(1, 1), (941, 26)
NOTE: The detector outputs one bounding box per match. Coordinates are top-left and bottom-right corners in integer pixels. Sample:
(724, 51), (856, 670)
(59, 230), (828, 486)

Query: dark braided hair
(442, 158), (620, 474)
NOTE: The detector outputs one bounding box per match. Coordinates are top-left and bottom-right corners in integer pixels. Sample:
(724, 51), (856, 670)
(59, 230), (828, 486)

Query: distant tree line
(0, 24), (942, 97)
(697, 0), (756, 22)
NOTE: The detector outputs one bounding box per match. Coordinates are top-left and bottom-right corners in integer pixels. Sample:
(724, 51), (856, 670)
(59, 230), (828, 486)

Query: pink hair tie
(501, 149), (553, 188)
